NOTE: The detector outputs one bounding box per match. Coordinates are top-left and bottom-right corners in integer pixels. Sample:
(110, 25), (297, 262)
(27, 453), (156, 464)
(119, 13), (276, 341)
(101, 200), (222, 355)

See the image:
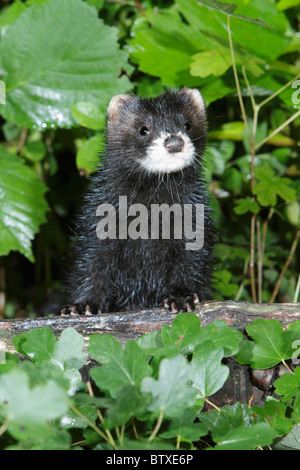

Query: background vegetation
(0, 0), (299, 317)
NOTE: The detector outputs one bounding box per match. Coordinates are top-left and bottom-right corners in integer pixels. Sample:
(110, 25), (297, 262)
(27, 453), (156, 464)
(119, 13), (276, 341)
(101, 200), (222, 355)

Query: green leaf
(253, 397), (293, 436)
(160, 312), (202, 355)
(200, 402), (277, 449)
(126, 9), (208, 87)
(0, 146), (49, 261)
(213, 422), (276, 450)
(196, 0), (271, 26)
(89, 335), (152, 398)
(12, 327), (57, 363)
(51, 327), (88, 371)
(253, 164), (296, 206)
(274, 367), (300, 401)
(0, 0), (131, 129)
(200, 320), (243, 356)
(0, 369), (69, 424)
(273, 423), (300, 450)
(191, 48), (232, 78)
(60, 405), (98, 430)
(189, 341), (229, 398)
(161, 409), (208, 441)
(75, 134), (104, 173)
(237, 319), (300, 369)
(177, 0), (289, 64)
(106, 384), (152, 426)
(141, 355), (197, 418)
(234, 197), (260, 215)
(71, 102), (106, 130)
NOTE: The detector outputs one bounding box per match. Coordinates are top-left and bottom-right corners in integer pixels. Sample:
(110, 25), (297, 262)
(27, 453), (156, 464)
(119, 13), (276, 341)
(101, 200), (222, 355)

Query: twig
(86, 380), (117, 449)
(258, 72), (300, 110)
(294, 274), (300, 303)
(16, 127), (28, 155)
(255, 109), (300, 151)
(256, 220), (262, 303)
(227, 16), (252, 148)
(148, 409), (164, 442)
(270, 229), (300, 303)
(250, 213), (257, 302)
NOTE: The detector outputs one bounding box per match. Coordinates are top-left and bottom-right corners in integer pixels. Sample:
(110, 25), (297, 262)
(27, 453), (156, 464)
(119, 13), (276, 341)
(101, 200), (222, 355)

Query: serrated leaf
(0, 0), (131, 129)
(189, 341), (229, 398)
(237, 319), (300, 369)
(89, 335), (152, 398)
(274, 367), (300, 401)
(141, 355), (197, 418)
(0, 146), (49, 261)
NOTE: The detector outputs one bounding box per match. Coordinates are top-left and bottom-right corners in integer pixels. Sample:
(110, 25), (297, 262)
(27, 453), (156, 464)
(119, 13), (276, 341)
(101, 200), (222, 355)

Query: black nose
(164, 135), (184, 153)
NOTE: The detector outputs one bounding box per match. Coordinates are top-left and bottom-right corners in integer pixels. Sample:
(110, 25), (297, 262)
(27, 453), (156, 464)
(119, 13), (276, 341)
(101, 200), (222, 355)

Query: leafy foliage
(0, 0), (298, 313)
(0, 313), (299, 450)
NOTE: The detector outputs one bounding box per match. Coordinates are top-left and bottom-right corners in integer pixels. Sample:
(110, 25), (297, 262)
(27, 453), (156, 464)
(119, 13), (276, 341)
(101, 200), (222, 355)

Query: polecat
(62, 88), (215, 315)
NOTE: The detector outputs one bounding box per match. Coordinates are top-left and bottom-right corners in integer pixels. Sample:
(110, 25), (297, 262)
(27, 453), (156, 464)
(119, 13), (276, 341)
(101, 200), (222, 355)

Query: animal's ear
(179, 87), (205, 113)
(107, 94), (138, 121)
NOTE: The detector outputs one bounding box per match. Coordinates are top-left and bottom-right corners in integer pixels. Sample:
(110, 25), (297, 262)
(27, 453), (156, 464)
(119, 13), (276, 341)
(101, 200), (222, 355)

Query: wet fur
(63, 89), (215, 313)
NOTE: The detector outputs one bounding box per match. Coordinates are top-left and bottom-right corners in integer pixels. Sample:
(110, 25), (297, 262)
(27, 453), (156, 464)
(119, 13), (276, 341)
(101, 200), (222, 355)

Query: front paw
(59, 303), (100, 316)
(162, 294), (196, 314)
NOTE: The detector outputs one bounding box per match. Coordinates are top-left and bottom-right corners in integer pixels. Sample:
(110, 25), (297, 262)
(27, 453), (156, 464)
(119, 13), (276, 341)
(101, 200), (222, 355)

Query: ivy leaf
(12, 327), (57, 363)
(200, 320), (243, 356)
(253, 164), (296, 206)
(274, 367), (300, 401)
(213, 422), (276, 450)
(0, 369), (68, 424)
(89, 335), (152, 398)
(160, 409), (208, 441)
(141, 355), (197, 418)
(237, 319), (300, 369)
(273, 423), (300, 450)
(0, 146), (49, 261)
(160, 312), (202, 355)
(253, 397), (293, 436)
(0, 0), (131, 129)
(51, 327), (88, 372)
(189, 341), (229, 398)
(106, 384), (152, 426)
(200, 402), (276, 450)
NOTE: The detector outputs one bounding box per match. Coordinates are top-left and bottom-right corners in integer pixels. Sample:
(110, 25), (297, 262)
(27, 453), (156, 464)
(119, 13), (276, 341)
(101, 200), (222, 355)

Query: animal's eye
(184, 121), (191, 132)
(139, 126), (150, 136)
